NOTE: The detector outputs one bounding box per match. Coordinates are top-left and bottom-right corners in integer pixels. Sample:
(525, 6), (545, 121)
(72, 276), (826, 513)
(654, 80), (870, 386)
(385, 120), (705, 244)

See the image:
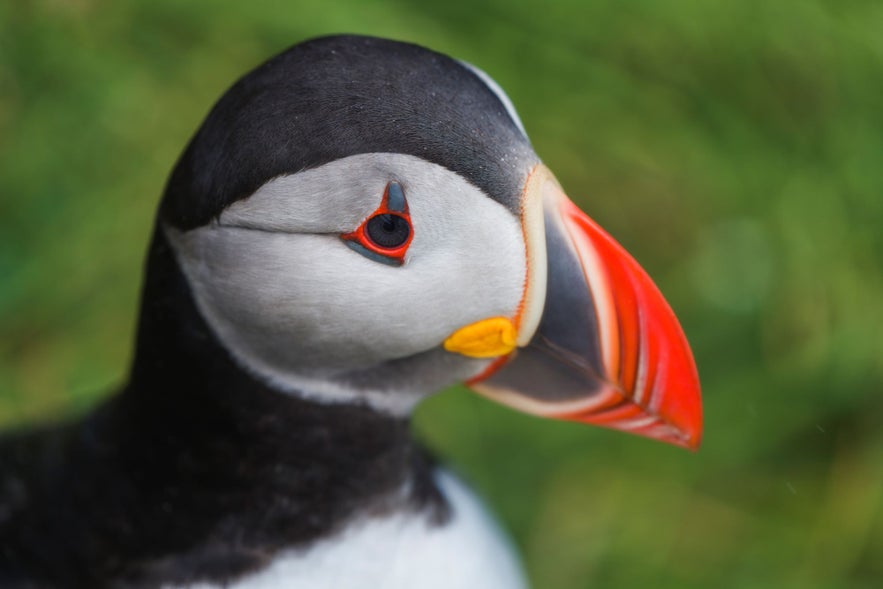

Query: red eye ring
(341, 182), (413, 266)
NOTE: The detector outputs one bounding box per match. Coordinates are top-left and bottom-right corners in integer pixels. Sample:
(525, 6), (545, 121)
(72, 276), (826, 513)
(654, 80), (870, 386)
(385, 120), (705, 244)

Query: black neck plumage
(0, 227), (445, 588)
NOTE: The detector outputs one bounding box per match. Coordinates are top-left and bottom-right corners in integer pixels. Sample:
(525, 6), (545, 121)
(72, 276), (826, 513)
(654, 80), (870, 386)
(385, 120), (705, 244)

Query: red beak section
(554, 192), (702, 448)
(470, 175), (702, 449)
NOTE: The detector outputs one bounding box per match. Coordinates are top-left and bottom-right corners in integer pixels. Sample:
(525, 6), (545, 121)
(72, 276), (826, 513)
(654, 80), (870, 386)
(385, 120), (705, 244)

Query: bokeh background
(2, 1), (882, 587)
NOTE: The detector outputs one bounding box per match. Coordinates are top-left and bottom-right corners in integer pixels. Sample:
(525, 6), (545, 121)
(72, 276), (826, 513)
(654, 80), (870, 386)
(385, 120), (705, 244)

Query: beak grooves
(468, 172), (702, 451)
(557, 196), (702, 449)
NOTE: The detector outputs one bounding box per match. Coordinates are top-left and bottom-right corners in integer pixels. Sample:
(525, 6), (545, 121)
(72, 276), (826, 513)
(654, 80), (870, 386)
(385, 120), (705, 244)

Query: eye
(341, 181), (414, 266)
(365, 214), (410, 249)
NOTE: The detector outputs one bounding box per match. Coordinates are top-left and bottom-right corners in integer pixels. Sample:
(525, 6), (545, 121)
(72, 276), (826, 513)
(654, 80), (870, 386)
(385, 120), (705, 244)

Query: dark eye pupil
(365, 214), (410, 249)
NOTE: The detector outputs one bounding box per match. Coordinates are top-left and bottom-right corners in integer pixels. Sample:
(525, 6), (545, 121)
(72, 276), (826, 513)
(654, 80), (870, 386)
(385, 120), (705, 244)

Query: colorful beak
(469, 166), (702, 450)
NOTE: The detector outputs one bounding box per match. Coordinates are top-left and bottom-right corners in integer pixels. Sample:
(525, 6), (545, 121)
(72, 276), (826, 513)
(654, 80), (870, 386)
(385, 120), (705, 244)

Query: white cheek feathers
(441, 165), (551, 360)
(164, 153), (528, 412)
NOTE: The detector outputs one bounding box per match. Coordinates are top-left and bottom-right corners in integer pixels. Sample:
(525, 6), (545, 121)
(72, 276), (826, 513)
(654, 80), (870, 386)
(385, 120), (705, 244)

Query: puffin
(0, 35), (701, 588)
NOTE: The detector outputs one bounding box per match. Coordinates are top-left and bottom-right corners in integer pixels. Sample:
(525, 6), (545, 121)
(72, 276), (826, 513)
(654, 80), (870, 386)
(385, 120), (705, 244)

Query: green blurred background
(1, 1), (881, 587)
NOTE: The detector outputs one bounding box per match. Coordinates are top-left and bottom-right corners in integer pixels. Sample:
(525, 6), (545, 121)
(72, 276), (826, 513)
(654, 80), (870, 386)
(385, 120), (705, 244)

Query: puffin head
(158, 35), (702, 449)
